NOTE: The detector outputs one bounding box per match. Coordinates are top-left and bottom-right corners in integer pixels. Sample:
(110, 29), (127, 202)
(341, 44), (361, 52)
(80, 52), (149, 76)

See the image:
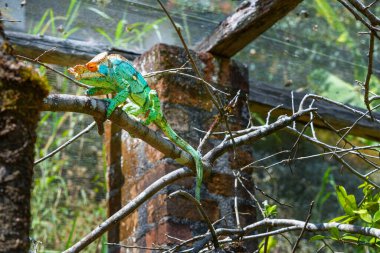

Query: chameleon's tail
(154, 117), (203, 200)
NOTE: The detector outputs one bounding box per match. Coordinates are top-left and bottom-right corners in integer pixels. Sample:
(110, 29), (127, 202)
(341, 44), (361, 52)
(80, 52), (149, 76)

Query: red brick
(229, 148), (254, 170)
(147, 194), (219, 224)
(163, 107), (190, 132)
(206, 172), (235, 197)
(145, 221), (192, 246)
(153, 79), (213, 111)
(119, 211), (138, 241)
(237, 204), (257, 227)
(121, 136), (140, 178)
(144, 143), (166, 164)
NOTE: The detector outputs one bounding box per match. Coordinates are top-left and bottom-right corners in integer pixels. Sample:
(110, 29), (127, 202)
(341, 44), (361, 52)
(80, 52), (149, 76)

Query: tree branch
(42, 94), (196, 169)
(63, 168), (193, 253)
(203, 108), (316, 164)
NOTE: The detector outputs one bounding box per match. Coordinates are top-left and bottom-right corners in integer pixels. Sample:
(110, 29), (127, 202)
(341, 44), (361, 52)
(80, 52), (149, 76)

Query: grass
(31, 68), (108, 253)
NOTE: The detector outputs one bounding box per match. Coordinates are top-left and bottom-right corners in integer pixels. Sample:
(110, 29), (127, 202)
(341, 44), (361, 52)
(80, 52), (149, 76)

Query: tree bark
(0, 51), (49, 252)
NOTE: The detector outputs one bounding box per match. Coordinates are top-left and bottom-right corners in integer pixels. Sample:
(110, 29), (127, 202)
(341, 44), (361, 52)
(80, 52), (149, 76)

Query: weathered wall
(107, 43), (256, 252)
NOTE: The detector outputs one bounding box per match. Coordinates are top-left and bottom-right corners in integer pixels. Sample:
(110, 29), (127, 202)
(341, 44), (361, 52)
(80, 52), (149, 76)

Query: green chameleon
(68, 52), (203, 200)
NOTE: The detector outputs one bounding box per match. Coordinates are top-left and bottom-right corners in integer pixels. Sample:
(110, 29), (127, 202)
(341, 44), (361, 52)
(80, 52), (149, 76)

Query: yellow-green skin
(69, 52), (203, 200)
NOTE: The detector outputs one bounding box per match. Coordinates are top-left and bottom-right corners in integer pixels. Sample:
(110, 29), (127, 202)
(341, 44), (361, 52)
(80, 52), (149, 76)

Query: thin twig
(363, 31), (375, 120)
(144, 68), (229, 95)
(34, 122), (96, 165)
(337, 0), (380, 40)
(169, 190), (220, 250)
(63, 168), (193, 253)
(34, 46), (57, 62)
(16, 54), (90, 89)
(264, 228), (271, 253)
(106, 242), (167, 251)
(0, 18), (21, 22)
(233, 171), (241, 229)
(291, 201), (314, 252)
(266, 104), (283, 125)
(156, 0), (237, 158)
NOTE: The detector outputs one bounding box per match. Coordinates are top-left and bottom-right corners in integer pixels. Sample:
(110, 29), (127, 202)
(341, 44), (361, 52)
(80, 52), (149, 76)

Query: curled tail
(154, 117), (203, 200)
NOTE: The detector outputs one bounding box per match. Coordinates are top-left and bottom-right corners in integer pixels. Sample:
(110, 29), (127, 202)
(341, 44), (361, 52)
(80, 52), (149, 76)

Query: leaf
(359, 212), (372, 223)
(310, 235), (326, 241)
(32, 8), (50, 34)
(87, 7), (112, 20)
(258, 236), (277, 253)
(95, 28), (114, 45)
(329, 215), (350, 223)
(335, 185), (357, 215)
(353, 209), (368, 214)
(341, 235), (359, 241)
(329, 227), (340, 239)
(337, 31), (348, 43)
(373, 210), (380, 222)
(63, 27), (80, 39)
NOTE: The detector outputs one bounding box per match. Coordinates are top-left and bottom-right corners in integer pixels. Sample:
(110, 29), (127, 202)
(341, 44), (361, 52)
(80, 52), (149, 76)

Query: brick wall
(106, 44), (256, 252)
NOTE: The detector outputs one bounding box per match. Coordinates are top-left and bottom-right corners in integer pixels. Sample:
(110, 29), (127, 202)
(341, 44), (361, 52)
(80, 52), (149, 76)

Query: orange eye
(86, 62), (98, 72)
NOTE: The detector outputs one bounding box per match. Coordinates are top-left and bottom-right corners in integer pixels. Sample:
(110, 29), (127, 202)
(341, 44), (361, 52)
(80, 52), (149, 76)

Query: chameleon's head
(68, 52), (125, 87)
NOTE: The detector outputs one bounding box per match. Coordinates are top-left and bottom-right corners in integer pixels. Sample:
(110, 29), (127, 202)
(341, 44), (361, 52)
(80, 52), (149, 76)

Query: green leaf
(95, 28), (114, 45)
(87, 7), (112, 20)
(63, 27), (80, 39)
(114, 20), (127, 41)
(353, 209), (368, 214)
(373, 210), (380, 222)
(258, 236), (277, 253)
(329, 215), (350, 223)
(32, 8), (50, 34)
(310, 235), (326, 241)
(359, 212), (372, 223)
(341, 235), (359, 241)
(335, 185), (357, 215)
(329, 227), (340, 239)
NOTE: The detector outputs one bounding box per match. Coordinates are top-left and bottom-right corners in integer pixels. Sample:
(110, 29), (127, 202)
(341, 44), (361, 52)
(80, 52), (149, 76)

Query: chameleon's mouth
(68, 64), (104, 80)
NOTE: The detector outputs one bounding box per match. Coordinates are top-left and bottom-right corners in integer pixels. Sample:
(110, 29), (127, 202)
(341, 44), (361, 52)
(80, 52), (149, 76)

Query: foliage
(31, 71), (107, 252)
(310, 182), (380, 251)
(95, 17), (165, 48)
(28, 0), (81, 38)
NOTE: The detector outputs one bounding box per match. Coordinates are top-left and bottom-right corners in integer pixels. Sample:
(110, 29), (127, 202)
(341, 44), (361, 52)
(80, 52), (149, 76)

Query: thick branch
(42, 94), (195, 169)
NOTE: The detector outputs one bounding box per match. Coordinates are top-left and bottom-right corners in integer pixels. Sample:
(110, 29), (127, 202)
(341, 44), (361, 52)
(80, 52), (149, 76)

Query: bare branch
(42, 94), (196, 169)
(347, 0), (380, 25)
(34, 121), (96, 165)
(169, 190), (220, 250)
(363, 31), (375, 119)
(63, 168), (192, 253)
(291, 201), (314, 252)
(204, 108), (316, 164)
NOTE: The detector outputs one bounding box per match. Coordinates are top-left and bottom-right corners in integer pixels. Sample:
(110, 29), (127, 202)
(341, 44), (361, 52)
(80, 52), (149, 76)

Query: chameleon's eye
(86, 62), (98, 72)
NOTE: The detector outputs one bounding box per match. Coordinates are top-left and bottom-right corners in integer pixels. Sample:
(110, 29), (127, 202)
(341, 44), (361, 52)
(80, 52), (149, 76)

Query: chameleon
(68, 52), (203, 200)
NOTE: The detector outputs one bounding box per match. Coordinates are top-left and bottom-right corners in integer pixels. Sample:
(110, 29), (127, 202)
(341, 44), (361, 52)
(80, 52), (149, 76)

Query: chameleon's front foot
(102, 98), (116, 118)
